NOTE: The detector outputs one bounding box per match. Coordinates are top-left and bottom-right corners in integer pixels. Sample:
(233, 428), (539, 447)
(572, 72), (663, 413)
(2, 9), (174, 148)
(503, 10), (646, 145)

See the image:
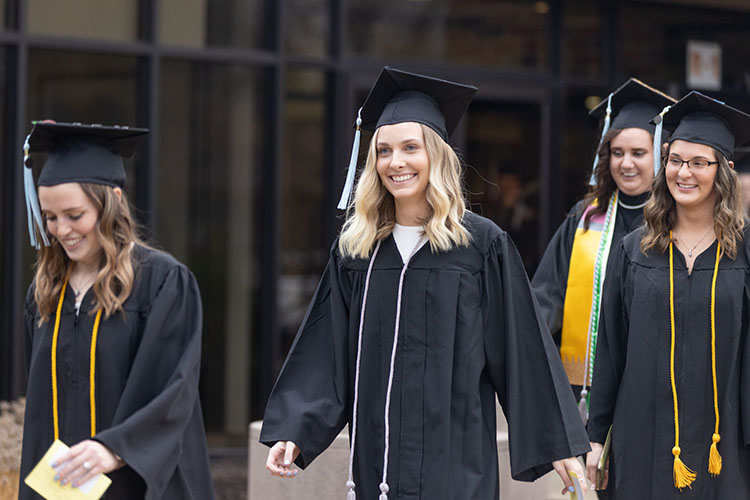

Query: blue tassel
(590, 93), (613, 185)
(653, 105), (672, 177)
(337, 108), (363, 210)
(23, 136), (49, 248)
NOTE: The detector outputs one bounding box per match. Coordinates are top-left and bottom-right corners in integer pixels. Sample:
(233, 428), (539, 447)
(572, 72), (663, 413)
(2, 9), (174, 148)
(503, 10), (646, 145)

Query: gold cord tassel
(673, 447), (697, 489)
(708, 433), (722, 476)
(708, 243), (722, 476)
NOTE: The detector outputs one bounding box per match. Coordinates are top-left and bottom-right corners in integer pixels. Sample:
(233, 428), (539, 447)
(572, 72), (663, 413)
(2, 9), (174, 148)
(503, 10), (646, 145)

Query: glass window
(159, 61), (270, 445)
(285, 0), (330, 57)
(618, 3), (750, 90)
(563, 0), (601, 77)
(278, 69), (328, 371)
(345, 0), (549, 69)
(160, 0), (271, 49)
(28, 0), (138, 41)
(464, 99), (542, 273)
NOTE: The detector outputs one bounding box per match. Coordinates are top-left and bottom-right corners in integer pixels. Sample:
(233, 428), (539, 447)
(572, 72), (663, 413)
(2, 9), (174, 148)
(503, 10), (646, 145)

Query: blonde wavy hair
(34, 183), (146, 323)
(641, 145), (745, 259)
(338, 123), (470, 259)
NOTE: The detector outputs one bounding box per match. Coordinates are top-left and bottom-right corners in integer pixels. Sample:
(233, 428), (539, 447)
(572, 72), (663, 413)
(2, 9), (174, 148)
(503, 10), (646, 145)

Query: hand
(552, 457), (588, 495)
(586, 442), (608, 490)
(266, 441), (300, 478)
(52, 440), (124, 488)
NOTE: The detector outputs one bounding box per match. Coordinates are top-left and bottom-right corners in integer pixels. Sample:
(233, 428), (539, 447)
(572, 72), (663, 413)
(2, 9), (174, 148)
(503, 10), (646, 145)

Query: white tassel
(590, 93), (613, 185)
(653, 105), (672, 177)
(346, 480), (356, 500)
(578, 389), (588, 426)
(379, 482), (389, 500)
(337, 108), (363, 210)
(23, 135), (49, 248)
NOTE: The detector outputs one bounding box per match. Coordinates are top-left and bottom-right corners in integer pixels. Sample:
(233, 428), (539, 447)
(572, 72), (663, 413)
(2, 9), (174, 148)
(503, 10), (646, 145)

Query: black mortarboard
(23, 121), (148, 248)
(338, 67), (477, 209)
(589, 78), (675, 135)
(735, 148), (750, 174)
(587, 78), (675, 184)
(658, 91), (750, 161)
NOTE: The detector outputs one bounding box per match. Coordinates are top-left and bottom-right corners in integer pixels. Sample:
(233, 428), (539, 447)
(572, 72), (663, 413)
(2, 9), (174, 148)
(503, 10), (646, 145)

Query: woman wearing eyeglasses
(586, 91), (750, 498)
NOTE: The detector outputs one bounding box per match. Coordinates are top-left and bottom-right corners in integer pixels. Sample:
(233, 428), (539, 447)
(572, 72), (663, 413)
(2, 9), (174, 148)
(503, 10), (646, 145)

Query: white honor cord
(346, 239), (382, 500)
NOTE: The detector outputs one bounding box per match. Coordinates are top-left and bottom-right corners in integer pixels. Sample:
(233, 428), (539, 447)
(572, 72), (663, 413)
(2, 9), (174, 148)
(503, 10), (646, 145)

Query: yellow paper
(24, 440), (111, 500)
(568, 470), (584, 500)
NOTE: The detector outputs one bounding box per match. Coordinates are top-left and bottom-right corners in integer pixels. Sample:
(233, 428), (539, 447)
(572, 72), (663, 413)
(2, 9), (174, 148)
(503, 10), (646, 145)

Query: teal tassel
(653, 105), (672, 177)
(337, 108), (363, 210)
(23, 135), (49, 248)
(590, 93), (613, 185)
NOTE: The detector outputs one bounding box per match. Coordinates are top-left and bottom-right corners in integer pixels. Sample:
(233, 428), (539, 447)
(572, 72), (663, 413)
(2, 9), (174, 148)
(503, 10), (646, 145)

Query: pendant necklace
(617, 199), (648, 210)
(676, 227), (713, 257)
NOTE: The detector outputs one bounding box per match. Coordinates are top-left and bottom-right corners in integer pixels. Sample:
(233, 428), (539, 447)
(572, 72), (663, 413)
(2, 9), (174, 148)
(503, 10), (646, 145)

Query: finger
(283, 441), (296, 467)
(553, 461), (574, 493)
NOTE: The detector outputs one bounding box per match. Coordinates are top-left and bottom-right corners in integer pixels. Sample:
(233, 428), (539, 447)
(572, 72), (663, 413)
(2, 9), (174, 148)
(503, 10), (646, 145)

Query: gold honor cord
(668, 233), (722, 490)
(51, 271), (103, 440)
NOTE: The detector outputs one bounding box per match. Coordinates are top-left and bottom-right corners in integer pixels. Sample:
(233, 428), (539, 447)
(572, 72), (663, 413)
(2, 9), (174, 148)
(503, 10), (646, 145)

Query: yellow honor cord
(708, 242), (722, 476)
(668, 234), (696, 489)
(51, 272), (102, 441)
(668, 234), (723, 488)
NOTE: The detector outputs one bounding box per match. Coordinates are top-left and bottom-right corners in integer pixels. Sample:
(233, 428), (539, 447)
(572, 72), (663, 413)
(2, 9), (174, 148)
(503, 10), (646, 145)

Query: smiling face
(608, 127), (654, 196)
(375, 121), (431, 223)
(665, 140), (719, 212)
(39, 182), (102, 268)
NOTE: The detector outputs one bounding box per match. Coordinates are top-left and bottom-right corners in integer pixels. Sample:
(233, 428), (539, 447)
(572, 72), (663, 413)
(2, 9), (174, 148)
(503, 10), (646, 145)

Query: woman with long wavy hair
(586, 92), (750, 498)
(19, 121), (215, 500)
(261, 67), (589, 500)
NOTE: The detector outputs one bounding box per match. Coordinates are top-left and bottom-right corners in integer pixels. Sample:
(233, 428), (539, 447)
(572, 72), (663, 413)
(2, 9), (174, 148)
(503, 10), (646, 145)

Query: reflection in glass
(278, 69), (328, 369)
(346, 0), (549, 69)
(28, 0), (138, 41)
(618, 3), (750, 89)
(563, 0), (601, 77)
(159, 61), (269, 445)
(465, 100), (541, 272)
(285, 0), (330, 56)
(160, 0), (270, 48)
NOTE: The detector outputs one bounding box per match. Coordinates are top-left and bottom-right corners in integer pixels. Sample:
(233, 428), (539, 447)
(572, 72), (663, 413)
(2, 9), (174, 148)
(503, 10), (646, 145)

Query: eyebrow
(42, 206), (86, 214)
(376, 137), (423, 146)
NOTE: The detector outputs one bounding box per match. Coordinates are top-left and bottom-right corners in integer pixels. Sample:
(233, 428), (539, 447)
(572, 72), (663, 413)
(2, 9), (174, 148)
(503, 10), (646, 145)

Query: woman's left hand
(552, 457), (588, 495)
(51, 439), (124, 488)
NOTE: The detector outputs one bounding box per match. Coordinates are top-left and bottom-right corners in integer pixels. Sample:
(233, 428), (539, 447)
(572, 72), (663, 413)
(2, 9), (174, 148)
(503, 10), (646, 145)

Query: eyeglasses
(664, 155), (718, 172)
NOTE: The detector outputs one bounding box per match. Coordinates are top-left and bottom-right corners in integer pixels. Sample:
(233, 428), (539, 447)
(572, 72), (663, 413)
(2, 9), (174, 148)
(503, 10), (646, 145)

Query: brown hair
(34, 183), (146, 323)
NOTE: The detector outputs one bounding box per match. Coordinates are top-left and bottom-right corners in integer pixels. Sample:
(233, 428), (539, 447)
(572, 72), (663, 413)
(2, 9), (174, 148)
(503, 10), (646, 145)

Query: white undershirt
(392, 224), (427, 263)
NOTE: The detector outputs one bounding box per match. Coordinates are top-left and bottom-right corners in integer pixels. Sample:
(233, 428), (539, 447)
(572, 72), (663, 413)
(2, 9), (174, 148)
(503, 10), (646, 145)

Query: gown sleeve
(92, 265), (207, 500)
(741, 268), (750, 446)
(587, 241), (630, 444)
(531, 205), (581, 337)
(259, 250), (351, 469)
(483, 232), (591, 482)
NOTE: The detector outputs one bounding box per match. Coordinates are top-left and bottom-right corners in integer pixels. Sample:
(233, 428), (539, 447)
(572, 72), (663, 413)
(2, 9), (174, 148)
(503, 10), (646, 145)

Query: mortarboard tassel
(23, 134), (50, 248)
(589, 93), (613, 185)
(337, 108), (363, 210)
(652, 105), (672, 178)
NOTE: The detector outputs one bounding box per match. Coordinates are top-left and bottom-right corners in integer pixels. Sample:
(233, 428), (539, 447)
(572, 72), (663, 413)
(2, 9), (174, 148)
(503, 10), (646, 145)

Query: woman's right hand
(586, 442), (608, 490)
(266, 441), (300, 478)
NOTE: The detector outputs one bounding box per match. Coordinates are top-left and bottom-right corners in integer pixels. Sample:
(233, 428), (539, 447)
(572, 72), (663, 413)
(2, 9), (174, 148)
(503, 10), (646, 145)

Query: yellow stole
(560, 194), (618, 387)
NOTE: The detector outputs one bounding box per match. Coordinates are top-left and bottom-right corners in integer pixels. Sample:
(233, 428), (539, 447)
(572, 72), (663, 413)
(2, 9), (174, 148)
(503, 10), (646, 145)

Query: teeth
(64, 237), (83, 246)
(677, 183), (696, 188)
(622, 172), (638, 177)
(392, 174), (416, 182)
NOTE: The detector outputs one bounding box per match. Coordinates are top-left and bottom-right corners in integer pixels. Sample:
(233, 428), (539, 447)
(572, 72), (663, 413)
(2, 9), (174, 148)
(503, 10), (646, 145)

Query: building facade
(1, 0), (749, 449)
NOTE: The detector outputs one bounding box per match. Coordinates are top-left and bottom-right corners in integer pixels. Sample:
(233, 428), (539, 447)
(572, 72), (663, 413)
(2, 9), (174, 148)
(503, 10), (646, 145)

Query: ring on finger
(83, 461), (92, 471)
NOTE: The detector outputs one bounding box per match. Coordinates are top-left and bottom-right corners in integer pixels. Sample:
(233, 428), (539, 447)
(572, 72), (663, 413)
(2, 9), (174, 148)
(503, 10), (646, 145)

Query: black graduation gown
(260, 212), (590, 500)
(20, 245), (216, 500)
(531, 192), (647, 344)
(588, 226), (750, 499)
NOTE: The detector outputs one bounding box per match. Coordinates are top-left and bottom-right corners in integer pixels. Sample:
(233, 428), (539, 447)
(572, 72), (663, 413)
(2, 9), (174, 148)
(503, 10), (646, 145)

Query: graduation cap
(656, 91), (750, 162)
(337, 67), (477, 209)
(23, 121), (148, 248)
(588, 78), (676, 184)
